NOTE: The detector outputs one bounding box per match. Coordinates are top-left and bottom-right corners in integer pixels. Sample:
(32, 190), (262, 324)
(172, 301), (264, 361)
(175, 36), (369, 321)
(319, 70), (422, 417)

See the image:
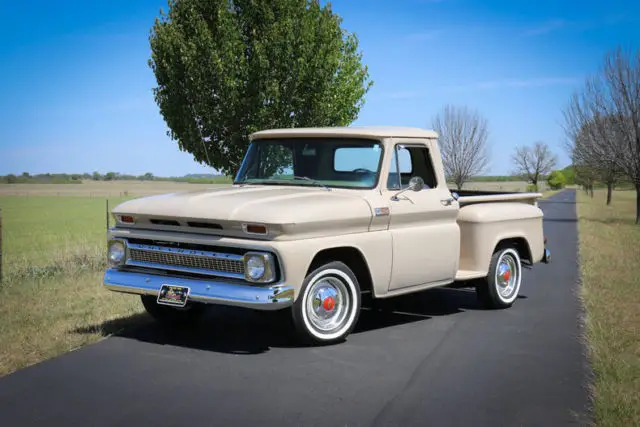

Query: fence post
(0, 208), (3, 283)
(106, 200), (109, 231)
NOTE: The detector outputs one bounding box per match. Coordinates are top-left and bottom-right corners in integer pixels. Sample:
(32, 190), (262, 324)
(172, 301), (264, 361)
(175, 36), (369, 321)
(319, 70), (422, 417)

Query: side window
(387, 146), (412, 189)
(387, 144), (438, 190)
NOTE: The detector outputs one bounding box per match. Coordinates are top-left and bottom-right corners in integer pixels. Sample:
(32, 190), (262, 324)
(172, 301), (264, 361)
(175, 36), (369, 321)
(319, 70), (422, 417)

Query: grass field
(0, 181), (556, 377)
(0, 195), (145, 376)
(576, 189), (640, 426)
(0, 179), (549, 197)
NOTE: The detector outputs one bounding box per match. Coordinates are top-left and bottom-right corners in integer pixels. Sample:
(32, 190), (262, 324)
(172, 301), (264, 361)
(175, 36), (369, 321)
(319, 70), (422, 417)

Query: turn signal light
(119, 215), (135, 224)
(244, 223), (267, 234)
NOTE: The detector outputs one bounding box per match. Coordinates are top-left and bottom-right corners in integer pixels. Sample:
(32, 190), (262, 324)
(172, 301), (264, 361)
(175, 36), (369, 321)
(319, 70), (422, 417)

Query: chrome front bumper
(103, 268), (295, 310)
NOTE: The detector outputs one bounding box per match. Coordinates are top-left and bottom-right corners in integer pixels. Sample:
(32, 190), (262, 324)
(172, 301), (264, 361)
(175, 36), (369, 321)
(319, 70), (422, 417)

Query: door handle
(441, 197), (454, 206)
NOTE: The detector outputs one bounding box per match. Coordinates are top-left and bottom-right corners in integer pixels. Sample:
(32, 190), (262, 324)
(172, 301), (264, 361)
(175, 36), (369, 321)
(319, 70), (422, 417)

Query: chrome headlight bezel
(108, 239), (127, 267)
(243, 252), (276, 283)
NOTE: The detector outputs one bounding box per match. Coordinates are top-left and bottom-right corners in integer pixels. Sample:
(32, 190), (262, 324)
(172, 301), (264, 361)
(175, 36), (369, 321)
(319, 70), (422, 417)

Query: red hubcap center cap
(503, 269), (511, 281)
(323, 296), (336, 311)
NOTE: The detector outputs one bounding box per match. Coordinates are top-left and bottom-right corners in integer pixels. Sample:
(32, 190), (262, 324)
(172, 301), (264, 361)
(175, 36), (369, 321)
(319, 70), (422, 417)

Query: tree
(511, 141), (558, 191)
(148, 0), (373, 176)
(547, 170), (566, 190)
(562, 46), (640, 223)
(561, 165), (576, 185)
(563, 112), (624, 205)
(574, 163), (596, 198)
(431, 104), (490, 190)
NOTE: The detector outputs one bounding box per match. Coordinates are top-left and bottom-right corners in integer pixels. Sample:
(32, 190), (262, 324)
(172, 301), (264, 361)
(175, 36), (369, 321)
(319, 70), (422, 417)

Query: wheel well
(495, 237), (532, 264)
(307, 247), (374, 295)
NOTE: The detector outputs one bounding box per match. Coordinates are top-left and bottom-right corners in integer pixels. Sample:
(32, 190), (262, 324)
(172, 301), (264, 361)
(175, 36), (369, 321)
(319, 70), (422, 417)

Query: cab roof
(250, 126), (439, 140)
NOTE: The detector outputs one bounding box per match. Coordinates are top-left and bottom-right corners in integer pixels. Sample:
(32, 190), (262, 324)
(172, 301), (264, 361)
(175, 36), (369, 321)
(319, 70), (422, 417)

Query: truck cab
(104, 126), (550, 345)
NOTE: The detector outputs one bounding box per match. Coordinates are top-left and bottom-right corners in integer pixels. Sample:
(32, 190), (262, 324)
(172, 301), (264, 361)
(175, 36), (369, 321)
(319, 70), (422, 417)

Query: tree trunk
(636, 183), (640, 225)
(606, 182), (613, 205)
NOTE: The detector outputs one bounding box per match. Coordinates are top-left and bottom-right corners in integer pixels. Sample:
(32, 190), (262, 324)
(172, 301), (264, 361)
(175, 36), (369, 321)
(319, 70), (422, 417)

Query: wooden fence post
(106, 200), (109, 231)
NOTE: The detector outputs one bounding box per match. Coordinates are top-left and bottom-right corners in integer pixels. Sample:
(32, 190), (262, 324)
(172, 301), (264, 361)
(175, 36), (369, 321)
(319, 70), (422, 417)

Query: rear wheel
(140, 294), (207, 325)
(476, 246), (522, 309)
(291, 261), (361, 345)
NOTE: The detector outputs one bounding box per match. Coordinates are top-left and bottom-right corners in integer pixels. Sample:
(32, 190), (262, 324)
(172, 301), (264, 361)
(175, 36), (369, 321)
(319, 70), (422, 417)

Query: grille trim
(125, 242), (245, 280)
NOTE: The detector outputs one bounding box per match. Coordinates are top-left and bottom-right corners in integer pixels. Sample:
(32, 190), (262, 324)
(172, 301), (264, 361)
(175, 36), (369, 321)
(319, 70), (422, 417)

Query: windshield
(234, 137), (384, 189)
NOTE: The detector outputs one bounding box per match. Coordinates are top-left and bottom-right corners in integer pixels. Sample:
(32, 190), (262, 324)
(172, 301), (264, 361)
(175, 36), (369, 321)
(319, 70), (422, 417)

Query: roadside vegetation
(577, 188), (640, 426)
(0, 196), (144, 377)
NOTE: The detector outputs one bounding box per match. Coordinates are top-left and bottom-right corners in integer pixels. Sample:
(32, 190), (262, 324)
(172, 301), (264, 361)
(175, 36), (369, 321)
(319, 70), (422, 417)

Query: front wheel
(291, 261), (361, 345)
(476, 247), (522, 309)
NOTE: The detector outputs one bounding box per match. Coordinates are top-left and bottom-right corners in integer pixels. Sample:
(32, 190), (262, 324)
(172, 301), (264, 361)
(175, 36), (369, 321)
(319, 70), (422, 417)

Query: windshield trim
(233, 137), (387, 190)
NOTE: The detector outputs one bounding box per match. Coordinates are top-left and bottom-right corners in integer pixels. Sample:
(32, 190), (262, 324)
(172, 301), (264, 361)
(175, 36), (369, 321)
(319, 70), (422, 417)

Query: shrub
(547, 170), (567, 190)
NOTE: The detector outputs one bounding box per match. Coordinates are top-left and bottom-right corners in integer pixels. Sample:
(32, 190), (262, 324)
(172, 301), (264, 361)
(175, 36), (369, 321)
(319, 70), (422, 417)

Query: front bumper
(103, 268), (295, 310)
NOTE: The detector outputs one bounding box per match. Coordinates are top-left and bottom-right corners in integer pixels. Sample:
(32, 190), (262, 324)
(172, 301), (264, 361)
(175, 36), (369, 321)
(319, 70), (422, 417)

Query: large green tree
(149, 0), (373, 176)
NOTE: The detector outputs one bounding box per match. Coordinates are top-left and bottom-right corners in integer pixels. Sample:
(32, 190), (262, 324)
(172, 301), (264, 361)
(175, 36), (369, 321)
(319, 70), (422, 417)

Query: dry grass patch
(577, 189), (640, 426)
(0, 270), (145, 377)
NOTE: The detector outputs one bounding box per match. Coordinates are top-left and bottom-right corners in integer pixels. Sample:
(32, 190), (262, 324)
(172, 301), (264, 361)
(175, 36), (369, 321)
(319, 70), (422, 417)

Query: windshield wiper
(292, 176), (331, 191)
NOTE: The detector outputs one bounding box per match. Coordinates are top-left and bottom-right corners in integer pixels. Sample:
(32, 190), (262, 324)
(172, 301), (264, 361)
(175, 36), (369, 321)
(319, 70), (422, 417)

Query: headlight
(243, 252), (275, 283)
(108, 240), (126, 267)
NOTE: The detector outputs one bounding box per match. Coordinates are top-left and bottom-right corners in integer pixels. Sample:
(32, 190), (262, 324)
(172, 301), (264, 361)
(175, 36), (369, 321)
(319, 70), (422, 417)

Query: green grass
(0, 195), (146, 377)
(577, 189), (640, 426)
(0, 196), (133, 279)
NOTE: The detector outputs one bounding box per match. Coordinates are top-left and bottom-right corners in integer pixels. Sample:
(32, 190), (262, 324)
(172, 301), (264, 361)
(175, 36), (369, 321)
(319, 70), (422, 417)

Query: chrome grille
(125, 243), (245, 279)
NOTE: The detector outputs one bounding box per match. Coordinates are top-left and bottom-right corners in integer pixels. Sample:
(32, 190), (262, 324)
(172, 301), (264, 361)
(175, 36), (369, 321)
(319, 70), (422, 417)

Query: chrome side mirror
(391, 176), (424, 200)
(408, 176), (424, 192)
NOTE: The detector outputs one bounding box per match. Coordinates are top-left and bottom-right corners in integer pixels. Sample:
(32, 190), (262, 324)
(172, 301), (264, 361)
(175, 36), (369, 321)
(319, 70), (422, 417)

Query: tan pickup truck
(104, 126), (550, 344)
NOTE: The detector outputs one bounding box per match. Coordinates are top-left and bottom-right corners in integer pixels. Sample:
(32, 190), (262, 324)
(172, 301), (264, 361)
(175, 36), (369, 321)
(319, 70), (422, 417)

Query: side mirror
(391, 176), (424, 201)
(408, 176), (424, 192)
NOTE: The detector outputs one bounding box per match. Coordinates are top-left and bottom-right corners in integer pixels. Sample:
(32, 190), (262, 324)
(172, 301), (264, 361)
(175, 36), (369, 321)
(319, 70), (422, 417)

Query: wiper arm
(292, 176), (331, 191)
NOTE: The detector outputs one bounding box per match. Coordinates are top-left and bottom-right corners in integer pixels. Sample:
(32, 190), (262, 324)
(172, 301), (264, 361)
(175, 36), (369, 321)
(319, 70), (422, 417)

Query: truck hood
(111, 185), (376, 240)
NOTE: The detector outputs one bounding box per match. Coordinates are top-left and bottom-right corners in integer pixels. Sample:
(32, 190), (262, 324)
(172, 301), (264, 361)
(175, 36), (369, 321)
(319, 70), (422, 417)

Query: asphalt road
(0, 189), (591, 426)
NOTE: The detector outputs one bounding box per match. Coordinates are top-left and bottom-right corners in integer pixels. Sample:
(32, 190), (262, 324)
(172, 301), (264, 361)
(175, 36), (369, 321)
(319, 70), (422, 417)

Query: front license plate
(157, 285), (190, 307)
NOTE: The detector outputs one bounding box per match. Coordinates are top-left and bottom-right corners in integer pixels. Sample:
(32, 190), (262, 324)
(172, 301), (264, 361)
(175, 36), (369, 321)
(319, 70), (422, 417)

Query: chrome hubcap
(306, 277), (350, 333)
(496, 254), (518, 299)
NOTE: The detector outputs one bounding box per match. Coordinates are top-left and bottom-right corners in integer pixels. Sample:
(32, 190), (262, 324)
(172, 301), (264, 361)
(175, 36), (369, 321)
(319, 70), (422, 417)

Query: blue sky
(1, 0), (639, 176)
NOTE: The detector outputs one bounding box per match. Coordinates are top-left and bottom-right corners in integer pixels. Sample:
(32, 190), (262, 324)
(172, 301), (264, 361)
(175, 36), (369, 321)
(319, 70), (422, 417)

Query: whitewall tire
(292, 261), (361, 345)
(476, 246), (522, 309)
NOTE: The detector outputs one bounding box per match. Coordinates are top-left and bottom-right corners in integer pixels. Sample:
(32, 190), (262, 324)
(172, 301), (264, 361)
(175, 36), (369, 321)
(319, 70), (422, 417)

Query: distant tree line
(0, 172), (230, 184)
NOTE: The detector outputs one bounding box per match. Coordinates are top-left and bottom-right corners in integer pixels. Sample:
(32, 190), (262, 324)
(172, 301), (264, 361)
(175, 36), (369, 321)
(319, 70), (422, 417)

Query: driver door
(384, 139), (460, 291)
